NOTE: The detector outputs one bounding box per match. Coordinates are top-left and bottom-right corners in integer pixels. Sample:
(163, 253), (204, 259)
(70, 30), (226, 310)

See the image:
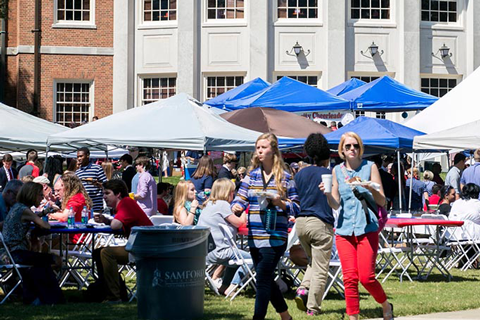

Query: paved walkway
(368, 308), (480, 320)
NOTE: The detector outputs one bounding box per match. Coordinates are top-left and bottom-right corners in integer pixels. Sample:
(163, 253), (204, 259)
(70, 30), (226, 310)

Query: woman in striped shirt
(232, 133), (300, 320)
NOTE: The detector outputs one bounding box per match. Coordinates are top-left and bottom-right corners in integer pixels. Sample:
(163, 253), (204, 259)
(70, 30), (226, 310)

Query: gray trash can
(126, 225), (210, 320)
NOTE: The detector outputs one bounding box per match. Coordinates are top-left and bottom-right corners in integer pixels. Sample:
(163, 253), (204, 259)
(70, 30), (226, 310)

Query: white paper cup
(321, 174), (333, 193)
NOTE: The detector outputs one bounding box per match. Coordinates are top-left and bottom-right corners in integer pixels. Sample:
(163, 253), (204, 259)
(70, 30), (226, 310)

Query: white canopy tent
(0, 103), (69, 151)
(405, 66), (480, 134)
(47, 93), (262, 152)
(413, 119), (480, 151)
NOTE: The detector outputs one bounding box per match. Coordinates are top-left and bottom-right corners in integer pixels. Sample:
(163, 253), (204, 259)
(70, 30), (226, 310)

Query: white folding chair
(376, 228), (412, 283)
(218, 224), (256, 301)
(0, 231), (32, 304)
(277, 224), (306, 287)
(150, 215), (174, 226)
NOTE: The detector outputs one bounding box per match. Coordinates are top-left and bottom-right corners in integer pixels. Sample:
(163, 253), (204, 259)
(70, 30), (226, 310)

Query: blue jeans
(250, 244), (288, 320)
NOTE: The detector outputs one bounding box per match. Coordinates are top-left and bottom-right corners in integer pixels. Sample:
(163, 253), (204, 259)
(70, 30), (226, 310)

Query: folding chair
(0, 231), (32, 304)
(218, 224), (256, 301)
(376, 228), (412, 283)
(277, 224), (306, 287)
(444, 221), (480, 271)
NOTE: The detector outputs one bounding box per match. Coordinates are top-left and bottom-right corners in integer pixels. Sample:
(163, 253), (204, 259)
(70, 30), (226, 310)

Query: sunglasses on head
(345, 144), (360, 150)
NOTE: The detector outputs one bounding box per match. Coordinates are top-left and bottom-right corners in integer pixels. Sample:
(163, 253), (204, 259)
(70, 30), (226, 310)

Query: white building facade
(113, 0), (480, 122)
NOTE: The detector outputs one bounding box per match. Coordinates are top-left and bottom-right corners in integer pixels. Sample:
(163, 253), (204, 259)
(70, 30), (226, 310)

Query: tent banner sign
(296, 111), (346, 122)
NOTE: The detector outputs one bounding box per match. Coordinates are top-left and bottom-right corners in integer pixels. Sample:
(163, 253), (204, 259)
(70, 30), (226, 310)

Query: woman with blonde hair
(320, 132), (393, 320)
(232, 133), (299, 320)
(423, 170), (435, 196)
(102, 161), (114, 180)
(50, 172), (93, 222)
(173, 180), (200, 225)
(197, 178), (249, 296)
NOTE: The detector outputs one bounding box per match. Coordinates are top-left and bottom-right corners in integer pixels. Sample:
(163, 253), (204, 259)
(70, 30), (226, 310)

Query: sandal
(383, 303), (394, 320)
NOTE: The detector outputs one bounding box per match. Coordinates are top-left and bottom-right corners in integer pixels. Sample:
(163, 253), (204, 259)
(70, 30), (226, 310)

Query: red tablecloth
(386, 217), (464, 228)
(237, 224), (293, 236)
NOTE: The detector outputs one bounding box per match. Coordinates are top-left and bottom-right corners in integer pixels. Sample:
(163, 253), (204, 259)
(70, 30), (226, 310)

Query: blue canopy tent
(223, 76), (351, 112)
(279, 116), (426, 211)
(204, 77), (270, 109)
(339, 76), (438, 112)
(327, 78), (366, 96)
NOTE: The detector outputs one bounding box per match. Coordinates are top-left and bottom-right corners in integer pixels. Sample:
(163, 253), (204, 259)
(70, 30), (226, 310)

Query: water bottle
(81, 206), (89, 224)
(197, 192), (206, 203)
(67, 207), (75, 228)
(265, 205), (277, 233)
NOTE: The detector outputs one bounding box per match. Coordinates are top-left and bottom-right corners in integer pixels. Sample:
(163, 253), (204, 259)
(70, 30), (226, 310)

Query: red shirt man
(94, 179), (152, 302)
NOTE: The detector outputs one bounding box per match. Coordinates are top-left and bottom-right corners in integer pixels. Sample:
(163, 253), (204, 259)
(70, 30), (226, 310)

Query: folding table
(385, 218), (464, 281)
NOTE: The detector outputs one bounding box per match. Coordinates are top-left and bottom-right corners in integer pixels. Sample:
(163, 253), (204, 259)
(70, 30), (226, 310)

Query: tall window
(277, 0), (319, 19)
(206, 76), (244, 99)
(355, 110), (365, 117)
(351, 0), (390, 20)
(421, 0), (457, 23)
(56, 0), (92, 22)
(207, 0), (245, 19)
(277, 75), (318, 87)
(144, 0), (177, 21)
(55, 82), (91, 126)
(351, 75), (380, 83)
(375, 112), (386, 119)
(421, 78), (457, 97)
(142, 77), (177, 105)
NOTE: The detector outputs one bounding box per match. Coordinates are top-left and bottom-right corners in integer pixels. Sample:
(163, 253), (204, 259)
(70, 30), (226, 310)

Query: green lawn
(2, 268), (480, 319)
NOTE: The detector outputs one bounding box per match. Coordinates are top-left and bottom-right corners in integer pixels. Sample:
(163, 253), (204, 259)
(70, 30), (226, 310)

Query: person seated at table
(405, 168), (428, 211)
(423, 184), (442, 211)
(3, 182), (64, 305)
(449, 183), (480, 239)
(49, 172), (93, 222)
(173, 180), (201, 225)
(438, 186), (456, 217)
(93, 179), (153, 302)
(197, 178), (249, 296)
(156, 182), (170, 215)
(190, 155), (215, 204)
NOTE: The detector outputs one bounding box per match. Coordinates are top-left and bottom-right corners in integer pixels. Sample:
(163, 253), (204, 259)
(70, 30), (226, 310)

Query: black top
(217, 166), (234, 180)
(122, 166), (136, 192)
(294, 165), (334, 226)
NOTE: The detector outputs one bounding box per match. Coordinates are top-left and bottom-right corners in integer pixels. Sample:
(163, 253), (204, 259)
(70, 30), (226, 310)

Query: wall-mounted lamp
(286, 41), (310, 57)
(432, 43), (452, 59)
(360, 42), (384, 59)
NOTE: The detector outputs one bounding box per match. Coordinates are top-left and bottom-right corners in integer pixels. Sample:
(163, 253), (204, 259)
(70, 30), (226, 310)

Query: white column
(249, 1), (270, 81)
(177, 1), (200, 99)
(401, 0), (420, 88)
(325, 0), (346, 88)
(113, 0), (135, 112)
(467, 0), (480, 74)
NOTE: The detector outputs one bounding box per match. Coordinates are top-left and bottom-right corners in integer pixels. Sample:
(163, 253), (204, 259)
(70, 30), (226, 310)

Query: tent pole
(44, 145), (50, 173)
(159, 149), (163, 183)
(408, 152), (415, 213)
(397, 150), (402, 212)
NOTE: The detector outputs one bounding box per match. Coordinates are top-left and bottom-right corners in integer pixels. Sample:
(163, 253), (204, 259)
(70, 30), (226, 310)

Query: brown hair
(250, 133), (287, 197)
(223, 153), (237, 164)
(135, 156), (150, 170)
(17, 182), (43, 207)
(3, 154), (13, 162)
(192, 155), (215, 179)
(338, 132), (364, 160)
(61, 172), (93, 210)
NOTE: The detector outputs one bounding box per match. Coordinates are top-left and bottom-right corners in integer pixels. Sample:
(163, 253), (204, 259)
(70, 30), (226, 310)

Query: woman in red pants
(320, 132), (394, 320)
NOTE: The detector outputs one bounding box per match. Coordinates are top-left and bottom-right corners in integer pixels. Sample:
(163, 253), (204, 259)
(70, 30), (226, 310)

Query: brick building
(4, 0), (114, 125)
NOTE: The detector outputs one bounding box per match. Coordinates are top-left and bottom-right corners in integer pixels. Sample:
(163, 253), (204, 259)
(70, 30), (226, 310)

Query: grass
(2, 268), (480, 320)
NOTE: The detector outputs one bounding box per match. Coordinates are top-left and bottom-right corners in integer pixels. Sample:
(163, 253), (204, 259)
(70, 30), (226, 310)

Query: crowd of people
(3, 132), (480, 319)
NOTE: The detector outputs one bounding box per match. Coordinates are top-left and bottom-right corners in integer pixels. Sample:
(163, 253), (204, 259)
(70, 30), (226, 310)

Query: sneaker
(295, 288), (308, 311)
(307, 309), (320, 316)
(212, 278), (223, 289)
